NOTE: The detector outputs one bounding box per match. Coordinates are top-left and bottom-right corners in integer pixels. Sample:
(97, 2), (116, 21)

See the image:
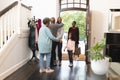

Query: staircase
(0, 1), (32, 80)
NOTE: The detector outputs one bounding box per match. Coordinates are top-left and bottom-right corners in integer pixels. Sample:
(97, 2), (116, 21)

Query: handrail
(21, 3), (31, 11)
(0, 1), (18, 17)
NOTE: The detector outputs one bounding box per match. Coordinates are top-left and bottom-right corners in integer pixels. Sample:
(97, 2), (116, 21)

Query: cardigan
(38, 25), (59, 53)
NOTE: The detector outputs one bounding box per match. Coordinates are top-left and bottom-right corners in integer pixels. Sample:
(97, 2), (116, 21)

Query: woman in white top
(64, 33), (75, 67)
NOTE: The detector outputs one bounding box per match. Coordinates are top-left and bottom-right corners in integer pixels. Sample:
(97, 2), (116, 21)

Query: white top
(65, 39), (75, 52)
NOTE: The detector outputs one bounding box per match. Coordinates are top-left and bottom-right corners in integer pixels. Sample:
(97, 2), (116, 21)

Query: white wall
(0, 33), (31, 80)
(90, 0), (120, 45)
(21, 0), (57, 20)
(0, 0), (16, 11)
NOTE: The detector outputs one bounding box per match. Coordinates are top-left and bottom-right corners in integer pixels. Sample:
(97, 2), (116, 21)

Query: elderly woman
(38, 17), (61, 73)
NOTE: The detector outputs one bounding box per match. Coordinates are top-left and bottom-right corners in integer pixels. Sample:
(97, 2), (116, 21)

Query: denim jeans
(67, 50), (73, 63)
(39, 53), (51, 69)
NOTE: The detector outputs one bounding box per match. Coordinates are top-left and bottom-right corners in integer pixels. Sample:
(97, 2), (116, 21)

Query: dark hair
(73, 21), (76, 24)
(43, 17), (50, 24)
(68, 32), (74, 41)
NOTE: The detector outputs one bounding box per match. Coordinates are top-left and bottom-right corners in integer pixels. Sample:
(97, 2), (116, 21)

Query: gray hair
(43, 17), (50, 24)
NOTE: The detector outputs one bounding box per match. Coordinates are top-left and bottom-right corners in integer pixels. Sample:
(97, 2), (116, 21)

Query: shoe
(69, 63), (73, 67)
(46, 69), (54, 73)
(59, 61), (61, 66)
(39, 69), (46, 73)
(76, 57), (79, 61)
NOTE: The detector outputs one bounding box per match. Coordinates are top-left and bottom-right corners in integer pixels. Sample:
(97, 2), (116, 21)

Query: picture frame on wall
(109, 9), (120, 32)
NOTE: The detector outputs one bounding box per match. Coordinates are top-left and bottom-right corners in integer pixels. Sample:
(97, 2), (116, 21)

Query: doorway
(60, 11), (86, 60)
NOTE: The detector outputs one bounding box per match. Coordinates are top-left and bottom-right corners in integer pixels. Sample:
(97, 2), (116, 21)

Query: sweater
(65, 39), (75, 52)
(50, 23), (64, 37)
(38, 25), (59, 53)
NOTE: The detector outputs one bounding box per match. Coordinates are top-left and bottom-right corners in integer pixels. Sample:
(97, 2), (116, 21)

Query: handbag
(74, 47), (81, 55)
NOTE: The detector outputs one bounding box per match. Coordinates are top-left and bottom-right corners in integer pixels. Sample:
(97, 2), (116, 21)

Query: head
(43, 17), (50, 27)
(57, 17), (62, 23)
(50, 17), (55, 23)
(72, 21), (76, 27)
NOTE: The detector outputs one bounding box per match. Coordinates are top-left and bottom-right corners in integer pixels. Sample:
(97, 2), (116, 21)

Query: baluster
(3, 14), (7, 44)
(0, 19), (3, 48)
(7, 11), (10, 40)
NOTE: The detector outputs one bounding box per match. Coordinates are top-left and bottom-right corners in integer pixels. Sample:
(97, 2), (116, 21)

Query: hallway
(4, 60), (109, 80)
(5, 60), (86, 80)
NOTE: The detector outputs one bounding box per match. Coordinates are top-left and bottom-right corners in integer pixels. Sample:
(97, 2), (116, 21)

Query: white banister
(0, 1), (31, 50)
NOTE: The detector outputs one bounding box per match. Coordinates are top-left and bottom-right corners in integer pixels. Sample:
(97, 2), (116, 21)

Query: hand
(35, 40), (38, 44)
(59, 39), (62, 43)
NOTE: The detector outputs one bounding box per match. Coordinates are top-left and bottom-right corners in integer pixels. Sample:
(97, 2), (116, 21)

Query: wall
(0, 32), (32, 80)
(90, 0), (120, 46)
(0, 0), (16, 11)
(0, 1), (32, 79)
(21, 0), (57, 20)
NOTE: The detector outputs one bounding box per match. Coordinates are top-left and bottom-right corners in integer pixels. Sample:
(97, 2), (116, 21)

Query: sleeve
(76, 27), (79, 44)
(55, 23), (64, 28)
(57, 27), (64, 39)
(72, 41), (75, 53)
(46, 28), (59, 42)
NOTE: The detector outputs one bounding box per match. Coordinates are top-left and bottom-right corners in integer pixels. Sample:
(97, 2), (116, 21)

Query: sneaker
(39, 69), (46, 73)
(69, 63), (73, 67)
(76, 57), (79, 61)
(59, 61), (61, 66)
(46, 69), (54, 73)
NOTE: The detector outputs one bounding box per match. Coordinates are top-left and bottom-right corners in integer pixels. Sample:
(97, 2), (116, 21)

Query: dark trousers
(58, 42), (62, 62)
(51, 41), (58, 66)
(50, 41), (62, 66)
(67, 50), (73, 64)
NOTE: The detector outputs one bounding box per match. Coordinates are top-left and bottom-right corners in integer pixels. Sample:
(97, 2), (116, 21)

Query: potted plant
(87, 38), (111, 75)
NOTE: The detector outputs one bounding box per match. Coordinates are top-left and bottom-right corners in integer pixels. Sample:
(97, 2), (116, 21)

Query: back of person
(38, 26), (52, 53)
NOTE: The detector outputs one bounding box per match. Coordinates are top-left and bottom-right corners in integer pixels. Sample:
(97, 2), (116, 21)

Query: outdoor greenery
(60, 11), (86, 40)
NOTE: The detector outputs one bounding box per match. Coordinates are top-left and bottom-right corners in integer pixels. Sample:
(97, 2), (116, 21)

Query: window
(60, 0), (89, 11)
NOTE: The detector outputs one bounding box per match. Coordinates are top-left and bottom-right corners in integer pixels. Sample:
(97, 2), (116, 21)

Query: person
(68, 21), (79, 59)
(56, 17), (64, 66)
(38, 17), (61, 73)
(50, 17), (64, 67)
(28, 18), (38, 62)
(64, 33), (75, 67)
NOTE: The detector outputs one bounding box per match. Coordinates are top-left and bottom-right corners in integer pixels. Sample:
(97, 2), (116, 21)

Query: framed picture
(109, 9), (120, 31)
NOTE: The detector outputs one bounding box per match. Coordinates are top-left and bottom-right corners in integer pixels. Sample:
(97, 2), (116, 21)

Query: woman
(38, 17), (61, 73)
(56, 17), (64, 66)
(68, 21), (79, 59)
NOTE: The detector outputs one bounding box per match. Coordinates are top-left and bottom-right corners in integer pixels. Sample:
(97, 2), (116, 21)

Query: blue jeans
(39, 53), (51, 69)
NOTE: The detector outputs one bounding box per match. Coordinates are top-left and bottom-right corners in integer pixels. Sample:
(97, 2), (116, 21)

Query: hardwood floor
(5, 60), (110, 80)
(28, 61), (86, 80)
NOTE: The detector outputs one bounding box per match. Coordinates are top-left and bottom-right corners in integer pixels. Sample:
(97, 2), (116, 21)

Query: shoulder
(75, 27), (79, 29)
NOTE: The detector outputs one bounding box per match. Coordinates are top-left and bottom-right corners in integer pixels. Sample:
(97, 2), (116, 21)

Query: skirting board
(0, 58), (29, 80)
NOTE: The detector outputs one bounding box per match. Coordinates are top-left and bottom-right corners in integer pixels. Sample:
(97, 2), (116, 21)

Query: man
(50, 17), (64, 67)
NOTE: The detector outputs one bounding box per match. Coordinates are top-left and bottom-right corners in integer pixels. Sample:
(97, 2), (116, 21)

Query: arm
(76, 27), (79, 44)
(57, 27), (64, 39)
(72, 41), (75, 53)
(55, 23), (64, 28)
(46, 27), (59, 42)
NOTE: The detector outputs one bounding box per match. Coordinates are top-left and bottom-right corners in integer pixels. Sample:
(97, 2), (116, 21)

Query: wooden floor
(4, 60), (109, 80)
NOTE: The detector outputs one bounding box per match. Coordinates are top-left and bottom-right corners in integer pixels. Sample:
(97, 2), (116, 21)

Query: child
(64, 33), (75, 67)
